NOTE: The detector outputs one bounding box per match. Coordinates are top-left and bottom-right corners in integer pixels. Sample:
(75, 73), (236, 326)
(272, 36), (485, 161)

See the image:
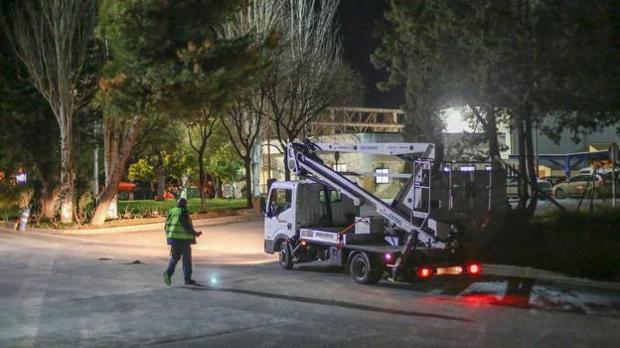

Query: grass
(481, 208), (620, 281)
(118, 198), (248, 216)
(0, 206), (20, 220)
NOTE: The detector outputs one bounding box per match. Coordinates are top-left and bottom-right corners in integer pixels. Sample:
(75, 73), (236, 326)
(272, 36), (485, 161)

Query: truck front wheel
(279, 241), (294, 270)
(350, 252), (382, 285)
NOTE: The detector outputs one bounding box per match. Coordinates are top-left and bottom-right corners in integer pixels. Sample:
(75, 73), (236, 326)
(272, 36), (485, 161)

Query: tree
(0, 56), (60, 219)
(373, 0), (619, 217)
(265, 0), (361, 179)
(372, 0), (454, 156)
(220, 98), (266, 207)
(127, 159), (155, 184)
(208, 143), (243, 197)
(91, 0), (262, 225)
(187, 109), (218, 211)
(128, 149), (196, 196)
(130, 121), (188, 198)
(534, 0), (619, 138)
(216, 0), (282, 207)
(2, 0), (98, 223)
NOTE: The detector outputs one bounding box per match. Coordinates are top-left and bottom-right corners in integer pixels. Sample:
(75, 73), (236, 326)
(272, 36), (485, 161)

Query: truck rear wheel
(350, 252), (382, 285)
(279, 242), (294, 270)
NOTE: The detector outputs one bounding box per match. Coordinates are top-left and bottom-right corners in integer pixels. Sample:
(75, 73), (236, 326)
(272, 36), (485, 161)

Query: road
(0, 220), (618, 347)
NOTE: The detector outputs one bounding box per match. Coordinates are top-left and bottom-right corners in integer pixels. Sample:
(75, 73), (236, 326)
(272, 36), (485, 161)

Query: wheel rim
(352, 259), (367, 279)
(556, 189), (564, 198)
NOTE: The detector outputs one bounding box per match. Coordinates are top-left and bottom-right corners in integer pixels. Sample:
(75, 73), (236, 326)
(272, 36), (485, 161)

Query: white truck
(264, 141), (502, 284)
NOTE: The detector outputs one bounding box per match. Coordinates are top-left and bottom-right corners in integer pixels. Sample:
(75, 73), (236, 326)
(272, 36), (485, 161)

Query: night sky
(338, 0), (404, 108)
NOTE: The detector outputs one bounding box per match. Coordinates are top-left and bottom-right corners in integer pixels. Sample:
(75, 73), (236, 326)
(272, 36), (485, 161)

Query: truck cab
(264, 180), (356, 254)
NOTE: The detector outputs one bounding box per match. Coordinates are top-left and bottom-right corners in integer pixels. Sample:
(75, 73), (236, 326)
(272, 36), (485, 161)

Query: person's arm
(180, 210), (200, 236)
(164, 214), (172, 232)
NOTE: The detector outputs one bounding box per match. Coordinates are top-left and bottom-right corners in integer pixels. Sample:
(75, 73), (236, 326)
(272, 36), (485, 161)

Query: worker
(163, 198), (202, 286)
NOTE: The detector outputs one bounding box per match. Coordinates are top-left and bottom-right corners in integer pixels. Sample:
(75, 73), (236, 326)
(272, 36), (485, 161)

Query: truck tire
(350, 252), (383, 285)
(279, 242), (294, 270)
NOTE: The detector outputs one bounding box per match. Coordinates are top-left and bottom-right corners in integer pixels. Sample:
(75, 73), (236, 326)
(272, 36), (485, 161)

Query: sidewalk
(0, 211), (261, 236)
(483, 264), (620, 291)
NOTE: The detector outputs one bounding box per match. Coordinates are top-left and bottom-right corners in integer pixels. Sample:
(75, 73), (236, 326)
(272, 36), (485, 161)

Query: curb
(483, 264), (620, 291)
(0, 214), (261, 236)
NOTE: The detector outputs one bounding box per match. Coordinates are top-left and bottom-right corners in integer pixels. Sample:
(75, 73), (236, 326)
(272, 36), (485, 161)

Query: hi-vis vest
(165, 207), (194, 240)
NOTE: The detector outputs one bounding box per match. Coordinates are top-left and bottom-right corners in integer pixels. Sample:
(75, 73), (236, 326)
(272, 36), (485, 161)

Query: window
(268, 188), (292, 216)
(571, 175), (594, 183)
(375, 168), (389, 184)
(569, 176), (583, 183)
(319, 190), (342, 203)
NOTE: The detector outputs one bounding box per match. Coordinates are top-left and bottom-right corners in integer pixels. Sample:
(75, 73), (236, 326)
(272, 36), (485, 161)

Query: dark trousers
(165, 240), (192, 282)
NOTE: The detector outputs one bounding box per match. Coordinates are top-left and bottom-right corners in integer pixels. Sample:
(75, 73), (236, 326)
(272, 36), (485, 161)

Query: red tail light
(467, 263), (482, 275)
(417, 267), (433, 279)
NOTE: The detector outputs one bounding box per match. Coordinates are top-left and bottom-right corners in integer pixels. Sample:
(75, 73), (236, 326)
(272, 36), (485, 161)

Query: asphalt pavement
(0, 220), (618, 347)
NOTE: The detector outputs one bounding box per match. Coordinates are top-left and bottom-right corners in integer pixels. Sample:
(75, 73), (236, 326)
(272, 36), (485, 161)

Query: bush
(481, 209), (620, 281)
(117, 198), (246, 218)
(0, 183), (29, 220)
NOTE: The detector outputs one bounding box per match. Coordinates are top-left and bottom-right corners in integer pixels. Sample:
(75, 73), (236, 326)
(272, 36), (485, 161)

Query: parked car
(553, 173), (620, 199)
(506, 177), (552, 199)
(541, 175), (566, 186)
(577, 167), (613, 175)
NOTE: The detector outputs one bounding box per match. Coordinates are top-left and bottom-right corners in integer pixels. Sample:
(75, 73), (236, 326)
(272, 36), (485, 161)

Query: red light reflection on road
(422, 293), (531, 309)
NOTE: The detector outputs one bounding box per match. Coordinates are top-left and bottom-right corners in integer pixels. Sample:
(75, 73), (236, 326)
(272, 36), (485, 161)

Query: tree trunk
(481, 107), (507, 236)
(486, 109), (501, 168)
(103, 116), (120, 219)
(198, 155), (207, 212)
(40, 182), (59, 220)
(524, 116), (538, 215)
(91, 117), (143, 225)
(244, 158), (253, 208)
(214, 177), (221, 199)
(516, 119), (529, 211)
(59, 120), (74, 224)
(156, 169), (166, 198)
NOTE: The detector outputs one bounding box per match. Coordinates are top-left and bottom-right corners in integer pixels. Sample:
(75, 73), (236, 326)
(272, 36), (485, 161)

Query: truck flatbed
(300, 226), (388, 247)
(341, 244), (401, 254)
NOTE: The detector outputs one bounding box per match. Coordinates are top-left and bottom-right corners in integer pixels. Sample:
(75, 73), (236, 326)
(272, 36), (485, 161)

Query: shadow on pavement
(181, 285), (472, 322)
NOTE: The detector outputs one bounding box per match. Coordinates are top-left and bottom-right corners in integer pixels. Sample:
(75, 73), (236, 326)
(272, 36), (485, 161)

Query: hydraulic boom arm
(286, 141), (445, 248)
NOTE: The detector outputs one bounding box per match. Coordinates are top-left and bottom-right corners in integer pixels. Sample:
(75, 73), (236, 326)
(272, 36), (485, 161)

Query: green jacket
(165, 207), (196, 240)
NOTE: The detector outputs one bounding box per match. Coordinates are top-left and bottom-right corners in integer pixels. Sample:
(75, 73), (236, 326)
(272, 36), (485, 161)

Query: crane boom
(286, 141), (445, 248)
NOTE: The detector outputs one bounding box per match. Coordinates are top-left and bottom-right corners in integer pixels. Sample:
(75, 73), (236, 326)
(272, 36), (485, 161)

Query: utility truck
(263, 140), (504, 285)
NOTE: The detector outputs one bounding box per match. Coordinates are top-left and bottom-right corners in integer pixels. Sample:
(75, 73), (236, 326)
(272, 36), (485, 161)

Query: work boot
(163, 271), (171, 286)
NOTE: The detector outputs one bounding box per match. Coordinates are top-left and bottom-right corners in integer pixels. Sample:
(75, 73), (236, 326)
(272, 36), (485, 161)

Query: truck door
(264, 186), (295, 251)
